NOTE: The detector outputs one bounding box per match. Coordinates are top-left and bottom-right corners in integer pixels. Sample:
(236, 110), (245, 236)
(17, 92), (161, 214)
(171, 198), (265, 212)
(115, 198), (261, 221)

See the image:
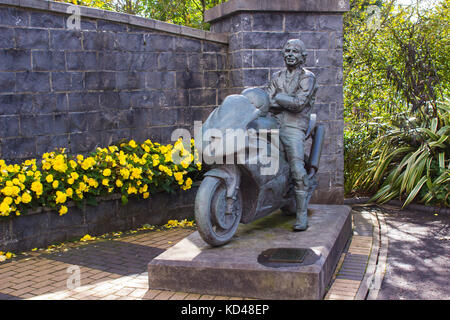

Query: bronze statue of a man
(266, 39), (318, 231)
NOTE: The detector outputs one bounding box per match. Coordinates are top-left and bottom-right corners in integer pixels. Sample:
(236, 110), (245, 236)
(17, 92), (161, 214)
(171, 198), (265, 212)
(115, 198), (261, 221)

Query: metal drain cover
(259, 248), (308, 264)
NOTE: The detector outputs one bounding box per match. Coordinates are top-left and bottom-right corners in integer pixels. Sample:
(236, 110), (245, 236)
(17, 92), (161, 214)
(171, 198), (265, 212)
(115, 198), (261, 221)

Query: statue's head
(283, 39), (307, 68)
(241, 87), (270, 115)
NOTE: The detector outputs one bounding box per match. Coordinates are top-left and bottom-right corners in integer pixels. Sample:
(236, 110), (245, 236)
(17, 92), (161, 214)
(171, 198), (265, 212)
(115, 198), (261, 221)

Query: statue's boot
(293, 190), (308, 231)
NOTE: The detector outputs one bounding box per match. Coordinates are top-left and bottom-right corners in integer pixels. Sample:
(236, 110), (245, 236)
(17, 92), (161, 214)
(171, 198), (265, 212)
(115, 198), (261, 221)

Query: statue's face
(283, 43), (304, 67)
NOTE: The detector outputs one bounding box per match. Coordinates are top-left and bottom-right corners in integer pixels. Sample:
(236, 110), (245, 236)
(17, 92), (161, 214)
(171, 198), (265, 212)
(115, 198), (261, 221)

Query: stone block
(189, 88), (217, 106)
(115, 71), (145, 90)
(130, 52), (159, 71)
(308, 67), (340, 85)
(230, 13), (252, 32)
(285, 13), (316, 31)
(82, 31), (115, 51)
(176, 106), (193, 125)
(97, 19), (128, 32)
(299, 32), (329, 50)
(80, 18), (97, 31)
(0, 72), (15, 92)
(316, 85), (343, 104)
(130, 108), (151, 128)
(70, 131), (101, 153)
(11, 211), (49, 250)
(29, 10), (64, 29)
(146, 71), (176, 90)
(228, 32), (243, 52)
(15, 28), (49, 49)
(51, 72), (84, 91)
(176, 71), (204, 89)
(32, 50), (65, 71)
(50, 29), (83, 50)
(0, 137), (36, 160)
(204, 71), (228, 88)
(242, 32), (267, 49)
(33, 93), (68, 114)
(36, 134), (69, 155)
(0, 49), (31, 71)
(253, 50), (284, 68)
(145, 33), (175, 52)
(115, 110), (135, 129)
(100, 129), (131, 148)
(100, 91), (131, 110)
(203, 41), (227, 53)
(0, 7), (29, 27)
(192, 106), (215, 122)
(174, 37), (202, 53)
(97, 52), (126, 71)
(0, 115), (19, 137)
(20, 114), (54, 136)
(316, 49), (343, 67)
(84, 71), (116, 90)
(66, 51), (98, 71)
(149, 107), (178, 126)
(269, 32), (296, 50)
(16, 72), (50, 92)
(0, 27), (15, 49)
(68, 112), (88, 133)
(317, 14), (342, 31)
(68, 92), (100, 112)
(242, 68), (269, 87)
(252, 12), (283, 31)
(115, 32), (144, 51)
(0, 94), (33, 116)
(86, 199), (121, 235)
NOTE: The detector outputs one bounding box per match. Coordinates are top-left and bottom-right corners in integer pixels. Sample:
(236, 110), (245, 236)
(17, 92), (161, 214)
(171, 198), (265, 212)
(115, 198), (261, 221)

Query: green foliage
(344, 0), (449, 124)
(344, 0), (450, 207)
(354, 100), (450, 207)
(344, 124), (378, 195)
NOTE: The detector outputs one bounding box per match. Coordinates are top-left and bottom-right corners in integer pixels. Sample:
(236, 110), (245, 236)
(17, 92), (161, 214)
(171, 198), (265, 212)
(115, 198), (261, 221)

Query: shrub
(353, 101), (450, 207)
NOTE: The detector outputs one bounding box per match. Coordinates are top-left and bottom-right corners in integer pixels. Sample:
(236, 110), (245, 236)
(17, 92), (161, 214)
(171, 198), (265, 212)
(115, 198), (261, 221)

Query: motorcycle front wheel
(195, 176), (242, 247)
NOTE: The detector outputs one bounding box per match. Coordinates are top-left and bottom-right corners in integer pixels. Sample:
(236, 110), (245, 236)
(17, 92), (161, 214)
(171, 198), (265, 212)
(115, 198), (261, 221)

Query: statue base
(148, 205), (352, 300)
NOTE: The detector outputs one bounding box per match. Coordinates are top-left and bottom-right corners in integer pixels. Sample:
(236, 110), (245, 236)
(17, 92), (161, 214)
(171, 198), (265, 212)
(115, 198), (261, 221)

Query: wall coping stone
(0, 0), (229, 44)
(205, 0), (350, 22)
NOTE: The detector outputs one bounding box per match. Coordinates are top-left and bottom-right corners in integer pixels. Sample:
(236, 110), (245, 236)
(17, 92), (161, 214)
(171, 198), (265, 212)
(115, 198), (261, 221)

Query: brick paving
(0, 209), (380, 300)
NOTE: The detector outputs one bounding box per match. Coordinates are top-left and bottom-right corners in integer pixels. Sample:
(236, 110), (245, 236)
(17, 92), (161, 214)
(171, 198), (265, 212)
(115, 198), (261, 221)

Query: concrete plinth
(148, 204), (352, 300)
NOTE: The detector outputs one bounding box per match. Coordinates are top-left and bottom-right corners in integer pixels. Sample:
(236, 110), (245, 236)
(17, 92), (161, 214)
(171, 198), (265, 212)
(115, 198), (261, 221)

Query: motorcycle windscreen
(195, 94), (261, 160)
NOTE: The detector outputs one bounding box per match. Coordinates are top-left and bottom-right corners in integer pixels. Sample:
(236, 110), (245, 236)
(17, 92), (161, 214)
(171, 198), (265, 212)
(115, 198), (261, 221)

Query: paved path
(0, 204), (448, 300)
(374, 205), (449, 300)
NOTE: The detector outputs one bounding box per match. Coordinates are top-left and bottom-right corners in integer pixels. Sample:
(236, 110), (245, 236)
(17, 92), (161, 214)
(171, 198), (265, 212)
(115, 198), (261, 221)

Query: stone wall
(0, 0), (348, 205)
(206, 0), (347, 203)
(0, 186), (198, 252)
(0, 0), (228, 163)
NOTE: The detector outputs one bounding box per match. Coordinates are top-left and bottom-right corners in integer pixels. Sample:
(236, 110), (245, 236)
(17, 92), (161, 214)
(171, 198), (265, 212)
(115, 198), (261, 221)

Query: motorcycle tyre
(195, 176), (242, 247)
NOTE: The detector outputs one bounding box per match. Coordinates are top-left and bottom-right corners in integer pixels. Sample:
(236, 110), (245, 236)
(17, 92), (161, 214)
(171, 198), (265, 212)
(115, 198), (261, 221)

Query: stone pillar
(206, 0), (349, 204)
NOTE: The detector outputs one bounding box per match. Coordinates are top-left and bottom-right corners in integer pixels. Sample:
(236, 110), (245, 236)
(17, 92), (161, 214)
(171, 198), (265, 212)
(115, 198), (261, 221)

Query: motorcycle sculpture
(194, 88), (325, 247)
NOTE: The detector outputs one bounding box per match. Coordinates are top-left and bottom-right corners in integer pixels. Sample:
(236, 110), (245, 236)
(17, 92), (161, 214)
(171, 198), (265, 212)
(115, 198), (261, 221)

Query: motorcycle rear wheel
(195, 176), (242, 247)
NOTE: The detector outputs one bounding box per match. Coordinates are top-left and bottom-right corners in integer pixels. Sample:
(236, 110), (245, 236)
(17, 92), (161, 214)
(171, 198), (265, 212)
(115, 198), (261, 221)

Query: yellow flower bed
(0, 138), (202, 218)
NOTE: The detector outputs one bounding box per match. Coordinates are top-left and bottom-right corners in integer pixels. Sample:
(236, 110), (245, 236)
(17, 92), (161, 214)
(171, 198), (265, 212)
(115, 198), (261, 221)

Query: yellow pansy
(59, 205), (68, 216)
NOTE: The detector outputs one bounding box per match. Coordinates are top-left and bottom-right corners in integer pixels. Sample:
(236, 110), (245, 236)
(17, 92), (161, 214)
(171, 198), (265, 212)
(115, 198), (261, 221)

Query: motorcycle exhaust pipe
(308, 125), (325, 175)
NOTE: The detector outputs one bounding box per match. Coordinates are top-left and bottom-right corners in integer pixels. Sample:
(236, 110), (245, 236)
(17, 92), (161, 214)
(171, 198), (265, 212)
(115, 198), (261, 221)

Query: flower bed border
(0, 186), (198, 252)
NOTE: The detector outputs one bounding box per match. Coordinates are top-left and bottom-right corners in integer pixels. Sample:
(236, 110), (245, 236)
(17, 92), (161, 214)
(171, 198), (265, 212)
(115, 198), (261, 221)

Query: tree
(344, 0), (450, 206)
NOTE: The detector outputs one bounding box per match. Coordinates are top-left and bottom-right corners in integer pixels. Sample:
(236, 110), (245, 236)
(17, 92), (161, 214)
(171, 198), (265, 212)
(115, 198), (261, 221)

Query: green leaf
(403, 176), (427, 208)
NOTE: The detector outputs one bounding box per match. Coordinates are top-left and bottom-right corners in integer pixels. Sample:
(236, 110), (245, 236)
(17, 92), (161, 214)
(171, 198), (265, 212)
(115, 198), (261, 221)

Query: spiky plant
(354, 99), (450, 207)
